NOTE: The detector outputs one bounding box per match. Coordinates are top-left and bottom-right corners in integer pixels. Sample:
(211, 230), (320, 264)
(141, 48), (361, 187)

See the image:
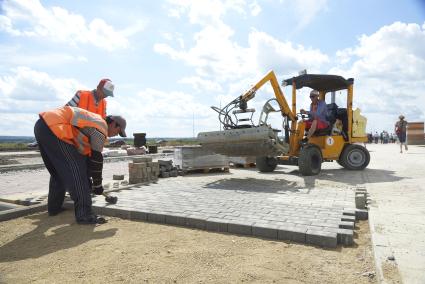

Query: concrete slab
(364, 144), (425, 284)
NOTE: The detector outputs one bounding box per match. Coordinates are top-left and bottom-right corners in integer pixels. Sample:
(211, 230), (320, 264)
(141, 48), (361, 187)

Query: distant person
(34, 106), (127, 224)
(300, 90), (329, 143)
(373, 131), (379, 144)
(66, 78), (115, 119)
(395, 115), (408, 153)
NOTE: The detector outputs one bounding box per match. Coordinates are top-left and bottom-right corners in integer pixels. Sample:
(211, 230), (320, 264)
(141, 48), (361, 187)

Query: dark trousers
(34, 118), (92, 219)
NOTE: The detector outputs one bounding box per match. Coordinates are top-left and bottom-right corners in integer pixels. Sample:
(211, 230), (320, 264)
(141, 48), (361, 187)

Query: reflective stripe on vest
(77, 90), (107, 119)
(40, 106), (107, 156)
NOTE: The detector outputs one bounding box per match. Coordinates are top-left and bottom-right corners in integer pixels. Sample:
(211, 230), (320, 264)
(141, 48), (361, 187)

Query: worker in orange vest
(66, 78), (115, 118)
(34, 106), (127, 224)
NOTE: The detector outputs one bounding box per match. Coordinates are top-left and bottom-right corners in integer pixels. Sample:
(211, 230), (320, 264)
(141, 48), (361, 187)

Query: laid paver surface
(90, 168), (358, 247)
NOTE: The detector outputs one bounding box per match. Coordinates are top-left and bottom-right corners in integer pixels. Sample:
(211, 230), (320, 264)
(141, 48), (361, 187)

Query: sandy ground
(0, 211), (376, 283)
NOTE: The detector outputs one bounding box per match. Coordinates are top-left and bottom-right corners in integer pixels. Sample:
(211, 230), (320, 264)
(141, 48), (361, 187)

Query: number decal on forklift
(326, 137), (334, 146)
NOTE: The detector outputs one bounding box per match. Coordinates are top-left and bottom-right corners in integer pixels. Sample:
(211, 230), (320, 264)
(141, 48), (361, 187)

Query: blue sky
(0, 0), (424, 137)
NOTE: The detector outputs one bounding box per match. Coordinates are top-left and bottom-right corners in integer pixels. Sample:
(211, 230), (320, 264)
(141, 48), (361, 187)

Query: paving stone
(355, 209), (369, 220)
(306, 229), (337, 248)
(277, 225), (306, 243)
(341, 215), (356, 222)
(0, 203), (47, 222)
(206, 218), (228, 232)
(185, 215), (206, 229)
(147, 212), (166, 223)
(228, 221), (253, 236)
(3, 167), (360, 248)
(252, 223), (278, 239)
(339, 221), (355, 230)
(130, 210), (148, 221)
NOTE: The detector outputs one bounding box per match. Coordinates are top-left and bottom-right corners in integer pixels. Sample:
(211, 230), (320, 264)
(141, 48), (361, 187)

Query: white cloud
(0, 0), (145, 51)
(332, 21), (425, 132)
(0, 67), (85, 135)
(108, 88), (218, 137)
(166, 0), (247, 25)
(0, 44), (88, 67)
(249, 1), (261, 16)
(179, 76), (223, 92)
(292, 0), (328, 30)
(0, 66), (83, 110)
(249, 30), (329, 75)
(155, 27), (328, 85)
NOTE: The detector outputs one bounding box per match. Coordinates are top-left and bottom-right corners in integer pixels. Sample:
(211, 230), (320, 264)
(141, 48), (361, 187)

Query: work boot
(76, 214), (107, 225)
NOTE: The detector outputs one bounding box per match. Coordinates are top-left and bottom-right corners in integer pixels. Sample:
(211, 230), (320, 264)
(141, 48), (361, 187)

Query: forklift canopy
(283, 74), (354, 93)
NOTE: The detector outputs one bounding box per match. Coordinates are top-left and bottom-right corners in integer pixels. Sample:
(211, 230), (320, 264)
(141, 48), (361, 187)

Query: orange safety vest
(77, 90), (107, 119)
(40, 106), (108, 156)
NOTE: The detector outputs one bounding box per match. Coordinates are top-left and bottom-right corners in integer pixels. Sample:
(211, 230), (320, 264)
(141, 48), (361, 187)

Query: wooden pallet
(182, 166), (230, 174)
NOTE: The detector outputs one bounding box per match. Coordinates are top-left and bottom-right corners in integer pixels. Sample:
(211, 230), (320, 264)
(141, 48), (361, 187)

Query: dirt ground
(0, 211), (376, 283)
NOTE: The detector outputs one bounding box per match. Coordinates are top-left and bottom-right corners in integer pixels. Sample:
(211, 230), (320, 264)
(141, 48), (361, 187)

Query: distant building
(407, 122), (425, 145)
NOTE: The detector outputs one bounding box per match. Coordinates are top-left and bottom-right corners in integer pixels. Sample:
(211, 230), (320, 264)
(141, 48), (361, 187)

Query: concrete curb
(0, 202), (47, 222)
(0, 153), (174, 173)
(364, 185), (399, 284)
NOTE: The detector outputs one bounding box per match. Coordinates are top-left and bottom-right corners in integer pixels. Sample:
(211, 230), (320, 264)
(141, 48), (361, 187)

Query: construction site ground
(1, 143), (424, 283)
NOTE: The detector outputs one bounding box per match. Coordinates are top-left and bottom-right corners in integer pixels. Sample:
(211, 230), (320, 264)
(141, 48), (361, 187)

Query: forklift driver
(300, 90), (329, 142)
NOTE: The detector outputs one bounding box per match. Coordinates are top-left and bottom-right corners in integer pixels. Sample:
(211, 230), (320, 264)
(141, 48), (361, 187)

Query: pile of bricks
(128, 157), (159, 184)
(158, 160), (181, 178)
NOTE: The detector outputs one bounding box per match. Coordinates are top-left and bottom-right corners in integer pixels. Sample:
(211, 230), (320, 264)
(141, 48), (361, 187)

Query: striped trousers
(34, 118), (92, 219)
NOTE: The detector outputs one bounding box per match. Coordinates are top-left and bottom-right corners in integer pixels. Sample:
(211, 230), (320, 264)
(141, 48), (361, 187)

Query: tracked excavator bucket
(198, 125), (289, 157)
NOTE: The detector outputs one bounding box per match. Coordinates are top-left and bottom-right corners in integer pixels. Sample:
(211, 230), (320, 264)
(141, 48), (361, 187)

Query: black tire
(339, 144), (370, 170)
(256, 156), (278, 172)
(298, 145), (322, 176)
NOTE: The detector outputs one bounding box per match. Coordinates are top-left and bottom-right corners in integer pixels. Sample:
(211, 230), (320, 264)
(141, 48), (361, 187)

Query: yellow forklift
(198, 70), (369, 176)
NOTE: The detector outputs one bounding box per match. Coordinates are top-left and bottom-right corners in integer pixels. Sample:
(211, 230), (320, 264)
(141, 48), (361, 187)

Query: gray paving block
(228, 221), (253, 236)
(147, 212), (166, 223)
(341, 215), (356, 222)
(339, 221), (355, 230)
(320, 227), (354, 246)
(0, 203), (47, 222)
(130, 210), (148, 221)
(165, 214), (187, 226)
(206, 218), (228, 232)
(306, 229), (337, 248)
(277, 225), (306, 243)
(337, 228), (354, 246)
(252, 224), (278, 239)
(355, 194), (366, 209)
(343, 209), (356, 216)
(102, 207), (132, 219)
(355, 209), (368, 220)
(184, 216), (206, 229)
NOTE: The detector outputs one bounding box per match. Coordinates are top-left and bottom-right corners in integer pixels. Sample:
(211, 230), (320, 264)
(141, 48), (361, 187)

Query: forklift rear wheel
(256, 156), (278, 172)
(339, 144), (370, 170)
(298, 145), (322, 176)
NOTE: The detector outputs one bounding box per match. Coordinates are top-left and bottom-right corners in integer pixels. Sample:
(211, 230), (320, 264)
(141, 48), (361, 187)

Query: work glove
(92, 178), (104, 195)
(88, 150), (104, 195)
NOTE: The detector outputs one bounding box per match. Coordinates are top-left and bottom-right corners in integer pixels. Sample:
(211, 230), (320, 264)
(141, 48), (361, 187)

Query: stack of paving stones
(158, 160), (180, 178)
(173, 145), (228, 172)
(90, 171), (368, 248)
(128, 157), (159, 184)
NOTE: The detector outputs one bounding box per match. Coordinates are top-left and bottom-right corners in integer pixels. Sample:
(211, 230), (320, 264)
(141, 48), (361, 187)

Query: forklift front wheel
(256, 156), (278, 172)
(339, 144), (370, 170)
(298, 145), (322, 176)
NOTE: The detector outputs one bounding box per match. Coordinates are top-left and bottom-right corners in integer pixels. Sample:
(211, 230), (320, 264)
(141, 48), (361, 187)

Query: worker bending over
(300, 90), (329, 142)
(34, 106), (126, 224)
